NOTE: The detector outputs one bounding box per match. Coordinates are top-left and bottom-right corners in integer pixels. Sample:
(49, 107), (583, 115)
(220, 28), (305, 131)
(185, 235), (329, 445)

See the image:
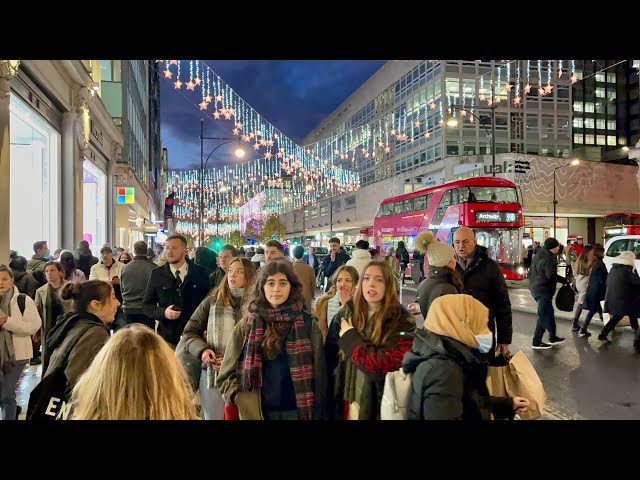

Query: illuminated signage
(475, 211), (518, 223)
(117, 187), (134, 204)
(605, 228), (627, 235)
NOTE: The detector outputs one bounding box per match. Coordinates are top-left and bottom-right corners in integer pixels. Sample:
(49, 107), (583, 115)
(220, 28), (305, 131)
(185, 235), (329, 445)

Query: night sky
(159, 60), (386, 171)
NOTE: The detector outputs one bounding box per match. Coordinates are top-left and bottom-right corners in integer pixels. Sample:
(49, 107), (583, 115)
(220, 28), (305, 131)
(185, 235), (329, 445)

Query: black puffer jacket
(604, 264), (640, 317)
(402, 328), (514, 420)
(416, 266), (459, 318)
(455, 245), (512, 344)
(528, 247), (566, 299)
(584, 259), (607, 312)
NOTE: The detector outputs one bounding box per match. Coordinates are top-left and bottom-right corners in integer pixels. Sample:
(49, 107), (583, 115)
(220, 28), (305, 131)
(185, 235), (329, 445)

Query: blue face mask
(474, 333), (493, 353)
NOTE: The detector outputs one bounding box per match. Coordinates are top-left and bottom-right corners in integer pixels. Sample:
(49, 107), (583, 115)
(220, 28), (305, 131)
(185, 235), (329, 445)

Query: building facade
(281, 60), (640, 249)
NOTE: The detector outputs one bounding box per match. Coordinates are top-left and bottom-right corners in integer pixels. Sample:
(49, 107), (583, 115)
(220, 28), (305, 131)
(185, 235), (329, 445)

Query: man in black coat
(527, 237), (568, 350)
(453, 227), (512, 358)
(322, 237), (351, 292)
(143, 234), (210, 348)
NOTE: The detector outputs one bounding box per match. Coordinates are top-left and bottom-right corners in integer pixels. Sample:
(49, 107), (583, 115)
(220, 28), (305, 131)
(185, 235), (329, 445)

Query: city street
(16, 283), (639, 420)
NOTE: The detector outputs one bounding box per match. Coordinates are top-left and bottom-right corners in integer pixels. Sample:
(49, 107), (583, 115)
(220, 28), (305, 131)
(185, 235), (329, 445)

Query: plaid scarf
(239, 302), (315, 420)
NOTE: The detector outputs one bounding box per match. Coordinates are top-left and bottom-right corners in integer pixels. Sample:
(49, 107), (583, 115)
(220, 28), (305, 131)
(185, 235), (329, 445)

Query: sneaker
(579, 329), (591, 338)
(29, 357), (42, 366)
(572, 322), (581, 332)
(547, 336), (566, 345)
(532, 342), (552, 350)
(597, 334), (611, 343)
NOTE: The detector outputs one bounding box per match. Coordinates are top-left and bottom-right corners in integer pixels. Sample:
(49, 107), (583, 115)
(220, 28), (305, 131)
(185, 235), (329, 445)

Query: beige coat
(2, 286), (42, 361)
(293, 260), (316, 312)
(34, 281), (74, 354)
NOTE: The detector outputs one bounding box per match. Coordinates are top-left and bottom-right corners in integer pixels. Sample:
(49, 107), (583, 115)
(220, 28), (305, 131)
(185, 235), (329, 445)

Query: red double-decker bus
(603, 212), (640, 241)
(374, 177), (525, 281)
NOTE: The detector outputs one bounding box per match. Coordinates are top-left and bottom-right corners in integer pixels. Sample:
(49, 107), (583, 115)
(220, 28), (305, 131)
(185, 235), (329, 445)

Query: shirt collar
(169, 262), (188, 278)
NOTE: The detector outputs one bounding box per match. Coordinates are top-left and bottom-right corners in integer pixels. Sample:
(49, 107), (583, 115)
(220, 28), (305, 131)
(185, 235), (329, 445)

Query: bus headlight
(517, 266), (525, 275)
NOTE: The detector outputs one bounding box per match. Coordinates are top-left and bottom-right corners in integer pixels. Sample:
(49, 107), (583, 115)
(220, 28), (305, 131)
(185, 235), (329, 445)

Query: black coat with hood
(584, 259), (607, 312)
(13, 270), (41, 299)
(402, 328), (514, 420)
(528, 247), (566, 299)
(455, 245), (512, 345)
(604, 264), (640, 317)
(416, 266), (459, 318)
(73, 248), (99, 279)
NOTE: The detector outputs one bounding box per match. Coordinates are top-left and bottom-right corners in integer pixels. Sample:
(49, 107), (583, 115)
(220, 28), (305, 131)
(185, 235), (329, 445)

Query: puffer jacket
(528, 247), (566, 299)
(345, 249), (372, 277)
(402, 328), (514, 420)
(604, 264), (640, 317)
(12, 270), (41, 299)
(1, 286), (42, 361)
(416, 266), (459, 318)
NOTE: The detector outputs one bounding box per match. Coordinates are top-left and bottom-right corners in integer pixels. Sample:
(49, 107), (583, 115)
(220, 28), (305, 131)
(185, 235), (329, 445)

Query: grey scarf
(0, 287), (16, 369)
(206, 288), (244, 388)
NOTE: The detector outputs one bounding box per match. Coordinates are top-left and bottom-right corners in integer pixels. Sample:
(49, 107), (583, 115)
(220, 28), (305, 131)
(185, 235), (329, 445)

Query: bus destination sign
(475, 211), (518, 223)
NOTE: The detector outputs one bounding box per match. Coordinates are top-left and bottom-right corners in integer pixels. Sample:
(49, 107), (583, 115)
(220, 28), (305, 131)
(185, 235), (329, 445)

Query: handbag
(555, 284), (575, 312)
(381, 368), (412, 420)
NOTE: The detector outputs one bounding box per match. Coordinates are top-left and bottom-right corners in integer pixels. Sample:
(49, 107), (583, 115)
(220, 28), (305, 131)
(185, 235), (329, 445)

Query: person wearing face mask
(27, 241), (50, 287)
(217, 259), (326, 420)
(181, 258), (257, 419)
(402, 294), (529, 420)
(315, 265), (360, 343)
(118, 252), (133, 265)
(43, 281), (120, 390)
(414, 232), (464, 318)
(326, 260), (416, 420)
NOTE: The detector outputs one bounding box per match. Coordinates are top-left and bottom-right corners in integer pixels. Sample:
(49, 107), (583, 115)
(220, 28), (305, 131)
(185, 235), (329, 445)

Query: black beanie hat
(544, 237), (560, 250)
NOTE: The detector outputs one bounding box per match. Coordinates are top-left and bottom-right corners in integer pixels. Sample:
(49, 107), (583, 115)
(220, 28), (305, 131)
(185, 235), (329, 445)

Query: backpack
(381, 368), (413, 420)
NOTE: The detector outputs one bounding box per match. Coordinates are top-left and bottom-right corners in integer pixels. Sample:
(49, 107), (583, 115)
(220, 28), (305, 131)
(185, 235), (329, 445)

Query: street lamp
(200, 118), (245, 246)
(446, 83), (497, 177)
(552, 159), (580, 237)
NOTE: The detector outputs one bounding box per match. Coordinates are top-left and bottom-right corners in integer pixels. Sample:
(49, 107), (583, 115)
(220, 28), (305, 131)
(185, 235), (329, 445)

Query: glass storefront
(9, 94), (60, 256)
(83, 161), (107, 255)
(524, 216), (568, 246)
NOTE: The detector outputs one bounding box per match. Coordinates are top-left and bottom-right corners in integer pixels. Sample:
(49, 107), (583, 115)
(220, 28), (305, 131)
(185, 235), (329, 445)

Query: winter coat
(604, 264), (640, 318)
(396, 246), (410, 266)
(402, 328), (514, 420)
(89, 260), (126, 282)
(251, 253), (266, 270)
(143, 262), (211, 346)
(302, 254), (321, 275)
(12, 270), (41, 299)
(44, 311), (110, 388)
(574, 274), (589, 305)
(528, 247), (566, 299)
(346, 249), (372, 277)
(325, 301), (416, 420)
(1, 286), (42, 361)
(417, 266), (459, 318)
(27, 256), (48, 286)
(120, 255), (157, 316)
(584, 260), (607, 312)
(216, 311), (327, 420)
(322, 250), (351, 280)
(293, 260), (316, 312)
(455, 245), (512, 345)
(209, 267), (226, 291)
(73, 250), (99, 279)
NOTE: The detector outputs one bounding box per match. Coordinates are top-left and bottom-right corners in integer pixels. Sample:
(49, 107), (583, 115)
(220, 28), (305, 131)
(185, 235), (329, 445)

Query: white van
(603, 235), (640, 272)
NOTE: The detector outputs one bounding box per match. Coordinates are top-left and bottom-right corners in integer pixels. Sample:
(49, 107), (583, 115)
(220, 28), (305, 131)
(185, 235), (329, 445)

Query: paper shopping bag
(503, 351), (546, 420)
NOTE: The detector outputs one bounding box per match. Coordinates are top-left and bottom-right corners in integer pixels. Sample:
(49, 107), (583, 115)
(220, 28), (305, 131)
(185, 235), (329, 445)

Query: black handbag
(555, 284), (576, 312)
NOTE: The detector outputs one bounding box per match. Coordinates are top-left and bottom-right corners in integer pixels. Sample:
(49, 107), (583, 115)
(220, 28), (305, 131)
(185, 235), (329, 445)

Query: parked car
(603, 235), (640, 272)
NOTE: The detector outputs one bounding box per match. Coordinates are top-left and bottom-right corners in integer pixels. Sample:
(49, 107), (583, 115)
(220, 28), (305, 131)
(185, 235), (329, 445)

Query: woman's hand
(512, 396), (530, 414)
(407, 303), (421, 315)
(201, 349), (217, 365)
(339, 318), (354, 337)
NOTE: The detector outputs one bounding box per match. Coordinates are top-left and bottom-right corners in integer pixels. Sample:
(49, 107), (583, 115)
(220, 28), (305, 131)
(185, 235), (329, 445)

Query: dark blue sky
(160, 60), (386, 170)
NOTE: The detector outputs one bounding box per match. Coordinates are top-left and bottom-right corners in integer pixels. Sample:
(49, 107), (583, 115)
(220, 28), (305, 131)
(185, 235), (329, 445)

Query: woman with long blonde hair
(181, 257), (257, 420)
(70, 323), (198, 420)
(314, 265), (359, 343)
(325, 260), (416, 420)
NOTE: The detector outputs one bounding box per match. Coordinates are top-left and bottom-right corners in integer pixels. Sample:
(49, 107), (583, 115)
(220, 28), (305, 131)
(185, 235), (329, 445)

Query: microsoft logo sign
(117, 187), (135, 204)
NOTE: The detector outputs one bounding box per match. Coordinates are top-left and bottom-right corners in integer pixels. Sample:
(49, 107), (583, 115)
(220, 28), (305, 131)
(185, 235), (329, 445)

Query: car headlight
(517, 267), (525, 275)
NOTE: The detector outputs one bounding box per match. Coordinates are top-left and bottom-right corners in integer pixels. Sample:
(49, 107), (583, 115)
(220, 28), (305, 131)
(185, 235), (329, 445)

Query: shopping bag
(503, 351), (546, 420)
(555, 284), (575, 312)
(381, 368), (413, 420)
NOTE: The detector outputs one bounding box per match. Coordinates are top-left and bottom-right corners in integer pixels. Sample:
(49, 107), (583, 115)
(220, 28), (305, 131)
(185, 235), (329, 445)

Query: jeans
(124, 312), (155, 330)
(582, 304), (604, 330)
(533, 295), (556, 344)
(0, 360), (28, 420)
(600, 315), (639, 338)
(199, 370), (225, 420)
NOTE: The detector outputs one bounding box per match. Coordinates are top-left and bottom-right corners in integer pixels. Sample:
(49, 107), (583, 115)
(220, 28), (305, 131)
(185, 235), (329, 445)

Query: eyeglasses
(454, 240), (473, 247)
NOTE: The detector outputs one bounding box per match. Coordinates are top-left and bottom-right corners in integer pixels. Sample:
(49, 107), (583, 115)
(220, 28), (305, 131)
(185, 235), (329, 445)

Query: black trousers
(124, 312), (156, 330)
(533, 294), (556, 344)
(600, 314), (639, 338)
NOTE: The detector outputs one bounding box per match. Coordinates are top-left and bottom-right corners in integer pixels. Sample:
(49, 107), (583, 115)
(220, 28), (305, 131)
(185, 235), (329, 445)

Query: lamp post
(552, 159), (580, 237)
(199, 119), (245, 247)
(447, 83), (497, 176)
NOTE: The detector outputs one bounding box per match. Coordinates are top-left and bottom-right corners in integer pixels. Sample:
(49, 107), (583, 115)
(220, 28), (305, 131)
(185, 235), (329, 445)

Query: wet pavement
(13, 282), (640, 420)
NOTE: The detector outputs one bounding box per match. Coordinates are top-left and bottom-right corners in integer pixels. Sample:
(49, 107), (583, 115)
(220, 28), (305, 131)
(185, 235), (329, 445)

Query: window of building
(595, 72), (606, 82)
(447, 144), (459, 155)
(573, 103), (583, 112)
(596, 119), (606, 130)
(595, 87), (606, 98)
(573, 134), (583, 144)
(584, 118), (595, 129)
(584, 102), (595, 113)
(608, 120), (617, 130)
(607, 89), (616, 101)
(607, 135), (617, 145)
(596, 135), (606, 145)
(585, 134), (595, 144)
(573, 117), (584, 128)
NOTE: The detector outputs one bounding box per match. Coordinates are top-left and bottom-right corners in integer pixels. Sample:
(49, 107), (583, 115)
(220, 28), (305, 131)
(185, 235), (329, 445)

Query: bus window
(394, 201), (402, 214)
(424, 193), (432, 208)
(451, 188), (460, 205)
(403, 198), (414, 213)
(465, 186), (518, 203)
(432, 190), (452, 225)
(383, 203), (394, 216)
(415, 196), (426, 211)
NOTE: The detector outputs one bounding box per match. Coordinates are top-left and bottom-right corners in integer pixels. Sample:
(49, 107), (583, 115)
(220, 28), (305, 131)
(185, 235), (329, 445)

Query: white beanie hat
(415, 231), (455, 268)
(612, 251), (636, 269)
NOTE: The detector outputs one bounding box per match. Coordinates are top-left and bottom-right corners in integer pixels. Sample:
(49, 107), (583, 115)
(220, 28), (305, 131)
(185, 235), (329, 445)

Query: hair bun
(415, 231), (435, 254)
(60, 282), (79, 301)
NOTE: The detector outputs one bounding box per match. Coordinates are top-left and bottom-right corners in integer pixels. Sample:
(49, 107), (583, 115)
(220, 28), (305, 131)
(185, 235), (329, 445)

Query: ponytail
(61, 280), (112, 313)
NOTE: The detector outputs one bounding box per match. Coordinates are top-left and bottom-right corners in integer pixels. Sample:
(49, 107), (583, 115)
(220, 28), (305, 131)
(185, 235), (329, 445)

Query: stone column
(0, 60), (20, 265)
